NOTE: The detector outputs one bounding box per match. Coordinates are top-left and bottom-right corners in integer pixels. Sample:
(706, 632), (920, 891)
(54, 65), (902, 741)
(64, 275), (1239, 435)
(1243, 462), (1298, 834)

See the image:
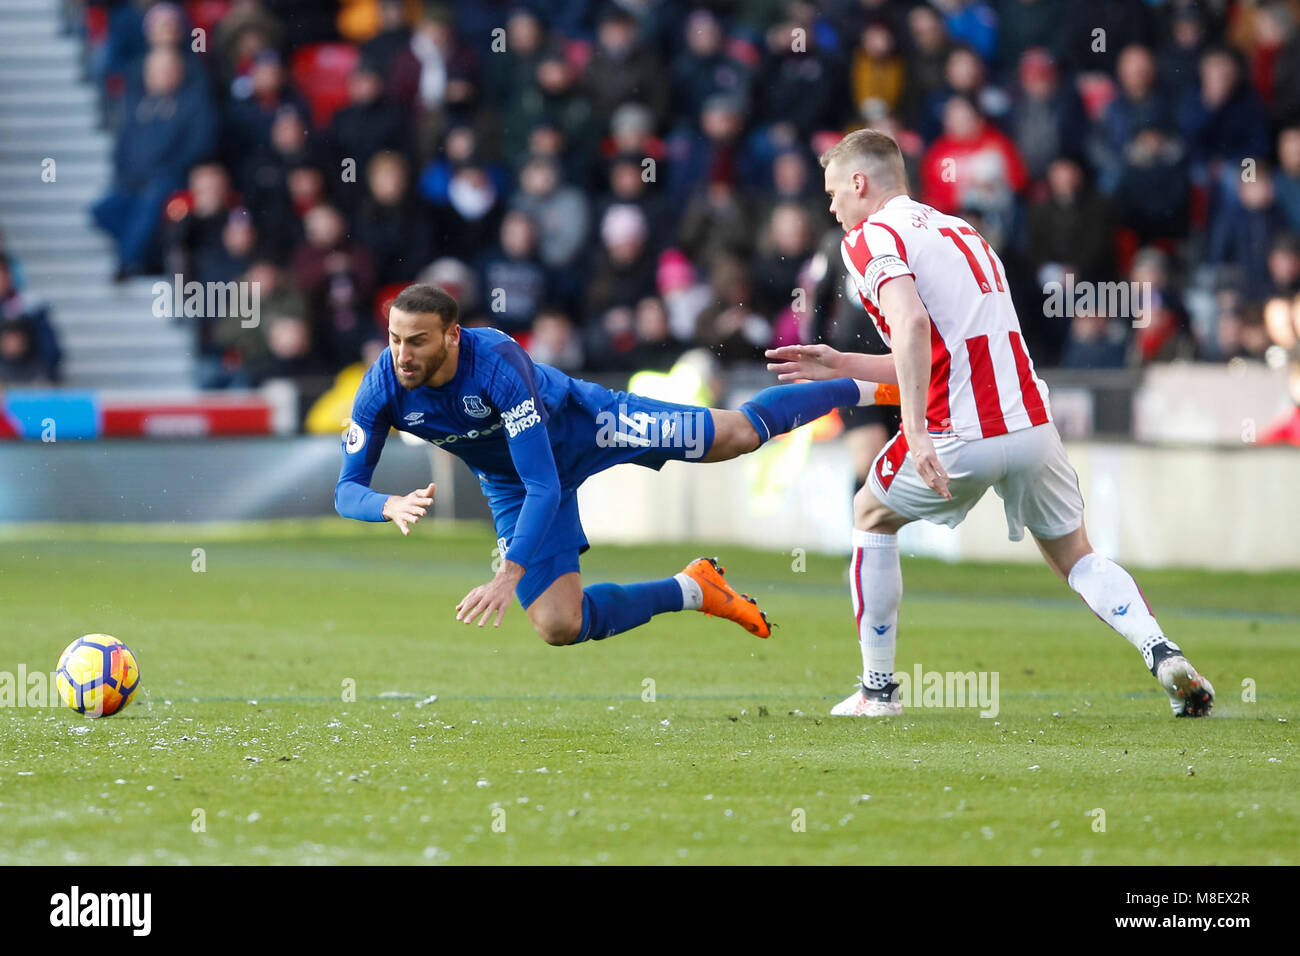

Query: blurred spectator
(1114, 127), (1190, 242)
(390, 10), (480, 161)
(354, 151), (430, 285)
(1027, 157), (1116, 360)
(582, 8), (669, 131)
(1178, 48), (1271, 170)
(417, 257), (480, 316)
(754, 202), (816, 317)
(235, 104), (325, 257)
(292, 204), (377, 367)
(0, 228), (25, 291)
(1060, 307), (1129, 369)
(1264, 233), (1300, 317)
(1008, 48), (1087, 182)
(586, 205), (659, 332)
(163, 163), (239, 283)
(759, 147), (828, 231)
(214, 0), (286, 86)
(359, 0), (414, 75)
(92, 49), (217, 279)
(1130, 248), (1193, 364)
(1058, 0), (1157, 74)
(263, 314), (333, 418)
(417, 125), (506, 205)
(430, 161), (504, 253)
(754, 16), (845, 139)
(677, 174), (755, 267)
(918, 45), (1007, 142)
(1090, 44), (1174, 196)
(0, 319), (49, 386)
(672, 9), (751, 128)
(1027, 157), (1116, 282)
(520, 53), (599, 173)
(694, 254), (770, 361)
(920, 94), (1027, 246)
(1159, 6), (1207, 104)
(935, 0), (998, 65)
(996, 0), (1062, 75)
(223, 51), (310, 171)
(477, 211), (551, 333)
(328, 64), (410, 170)
(1271, 4), (1300, 128)
(0, 259), (59, 383)
(902, 3), (952, 128)
(668, 93), (751, 203)
(598, 151), (671, 253)
(510, 155), (590, 301)
(487, 9), (549, 158)
(528, 307), (584, 373)
(657, 248), (713, 343)
(1276, 126), (1300, 232)
(208, 259), (307, 385)
(850, 20), (904, 122)
(1210, 164), (1286, 303)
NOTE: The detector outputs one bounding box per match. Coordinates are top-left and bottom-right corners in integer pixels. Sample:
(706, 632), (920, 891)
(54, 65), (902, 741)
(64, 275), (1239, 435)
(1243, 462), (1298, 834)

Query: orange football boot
(681, 557), (771, 638)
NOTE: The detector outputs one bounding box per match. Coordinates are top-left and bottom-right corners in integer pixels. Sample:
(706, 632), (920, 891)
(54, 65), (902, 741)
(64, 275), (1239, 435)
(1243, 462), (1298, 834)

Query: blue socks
(575, 578), (684, 643)
(739, 379), (860, 445)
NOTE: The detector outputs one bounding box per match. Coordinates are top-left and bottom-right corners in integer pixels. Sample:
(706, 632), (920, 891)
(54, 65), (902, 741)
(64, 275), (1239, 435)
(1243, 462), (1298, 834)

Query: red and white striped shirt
(840, 195), (1051, 440)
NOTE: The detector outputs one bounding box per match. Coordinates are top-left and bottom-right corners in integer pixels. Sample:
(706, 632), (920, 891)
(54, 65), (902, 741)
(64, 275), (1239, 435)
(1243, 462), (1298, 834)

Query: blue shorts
(484, 391), (714, 608)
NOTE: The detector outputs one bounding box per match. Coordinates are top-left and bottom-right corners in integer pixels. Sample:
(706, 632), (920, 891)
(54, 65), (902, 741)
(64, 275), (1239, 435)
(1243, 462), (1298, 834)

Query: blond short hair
(818, 128), (906, 187)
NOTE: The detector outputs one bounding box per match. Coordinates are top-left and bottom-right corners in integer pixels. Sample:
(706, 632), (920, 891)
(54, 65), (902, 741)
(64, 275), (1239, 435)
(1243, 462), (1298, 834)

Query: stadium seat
(186, 1), (234, 38)
(374, 282), (407, 330)
(291, 43), (361, 128)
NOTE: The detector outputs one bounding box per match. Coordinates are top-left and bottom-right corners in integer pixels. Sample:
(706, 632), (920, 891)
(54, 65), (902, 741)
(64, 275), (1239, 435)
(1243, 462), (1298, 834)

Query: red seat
(186, 0), (233, 37)
(291, 43), (360, 128)
(374, 282), (408, 329)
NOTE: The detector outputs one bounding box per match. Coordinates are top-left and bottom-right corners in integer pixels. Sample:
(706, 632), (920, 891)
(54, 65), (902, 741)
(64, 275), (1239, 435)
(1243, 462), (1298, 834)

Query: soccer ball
(55, 634), (141, 717)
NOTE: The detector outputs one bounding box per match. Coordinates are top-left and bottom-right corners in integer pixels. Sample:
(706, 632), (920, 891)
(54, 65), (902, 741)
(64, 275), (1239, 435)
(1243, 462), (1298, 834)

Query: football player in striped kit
(767, 129), (1214, 718)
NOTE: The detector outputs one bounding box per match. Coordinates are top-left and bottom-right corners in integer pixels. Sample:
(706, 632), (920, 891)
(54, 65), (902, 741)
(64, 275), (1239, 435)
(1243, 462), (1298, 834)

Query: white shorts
(867, 423), (1084, 541)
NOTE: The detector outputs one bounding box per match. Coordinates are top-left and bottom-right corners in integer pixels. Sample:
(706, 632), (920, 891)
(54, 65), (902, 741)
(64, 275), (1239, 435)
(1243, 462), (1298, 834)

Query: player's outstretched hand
(764, 343), (843, 382)
(382, 482), (436, 536)
(456, 563), (523, 628)
(907, 433), (952, 500)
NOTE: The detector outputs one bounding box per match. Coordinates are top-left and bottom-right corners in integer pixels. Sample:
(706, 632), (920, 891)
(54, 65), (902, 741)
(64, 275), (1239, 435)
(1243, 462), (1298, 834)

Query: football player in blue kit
(336, 284), (898, 646)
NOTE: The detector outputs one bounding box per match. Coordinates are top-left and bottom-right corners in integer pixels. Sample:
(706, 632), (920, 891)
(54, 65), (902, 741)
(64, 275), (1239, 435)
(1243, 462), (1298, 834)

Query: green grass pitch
(1, 521), (1296, 865)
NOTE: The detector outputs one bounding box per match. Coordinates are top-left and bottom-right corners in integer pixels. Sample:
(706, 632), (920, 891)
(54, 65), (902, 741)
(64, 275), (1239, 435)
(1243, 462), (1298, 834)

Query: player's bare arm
(878, 276), (950, 500)
(764, 344), (899, 385)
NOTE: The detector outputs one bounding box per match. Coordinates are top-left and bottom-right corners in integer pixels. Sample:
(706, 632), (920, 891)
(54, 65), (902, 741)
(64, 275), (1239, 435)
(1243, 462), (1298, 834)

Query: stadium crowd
(3, 0), (1298, 435)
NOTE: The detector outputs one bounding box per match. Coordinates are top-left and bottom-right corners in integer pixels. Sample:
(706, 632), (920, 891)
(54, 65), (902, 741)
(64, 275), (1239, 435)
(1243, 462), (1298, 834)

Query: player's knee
(532, 612), (582, 647)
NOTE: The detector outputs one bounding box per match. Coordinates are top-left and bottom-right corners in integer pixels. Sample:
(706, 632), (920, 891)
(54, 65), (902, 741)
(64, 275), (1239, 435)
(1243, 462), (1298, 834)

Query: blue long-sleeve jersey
(335, 327), (619, 569)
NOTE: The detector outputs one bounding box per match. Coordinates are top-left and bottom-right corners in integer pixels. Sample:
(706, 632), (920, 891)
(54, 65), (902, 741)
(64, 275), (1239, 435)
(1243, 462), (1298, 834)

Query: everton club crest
(462, 395), (491, 419)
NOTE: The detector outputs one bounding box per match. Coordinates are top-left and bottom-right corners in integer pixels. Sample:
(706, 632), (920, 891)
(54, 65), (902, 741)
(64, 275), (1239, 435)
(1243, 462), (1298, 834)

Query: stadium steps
(0, 0), (195, 391)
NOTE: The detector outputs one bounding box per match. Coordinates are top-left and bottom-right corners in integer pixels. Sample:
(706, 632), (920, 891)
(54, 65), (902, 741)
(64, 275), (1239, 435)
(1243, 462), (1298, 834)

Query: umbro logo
(404, 412), (425, 425)
(870, 624), (891, 635)
(1112, 603), (1131, 616)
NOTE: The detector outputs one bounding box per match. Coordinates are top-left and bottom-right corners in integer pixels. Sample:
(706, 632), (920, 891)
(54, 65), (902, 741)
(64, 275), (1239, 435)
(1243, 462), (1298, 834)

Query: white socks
(851, 529), (902, 689)
(674, 572), (703, 611)
(1067, 551), (1177, 669)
